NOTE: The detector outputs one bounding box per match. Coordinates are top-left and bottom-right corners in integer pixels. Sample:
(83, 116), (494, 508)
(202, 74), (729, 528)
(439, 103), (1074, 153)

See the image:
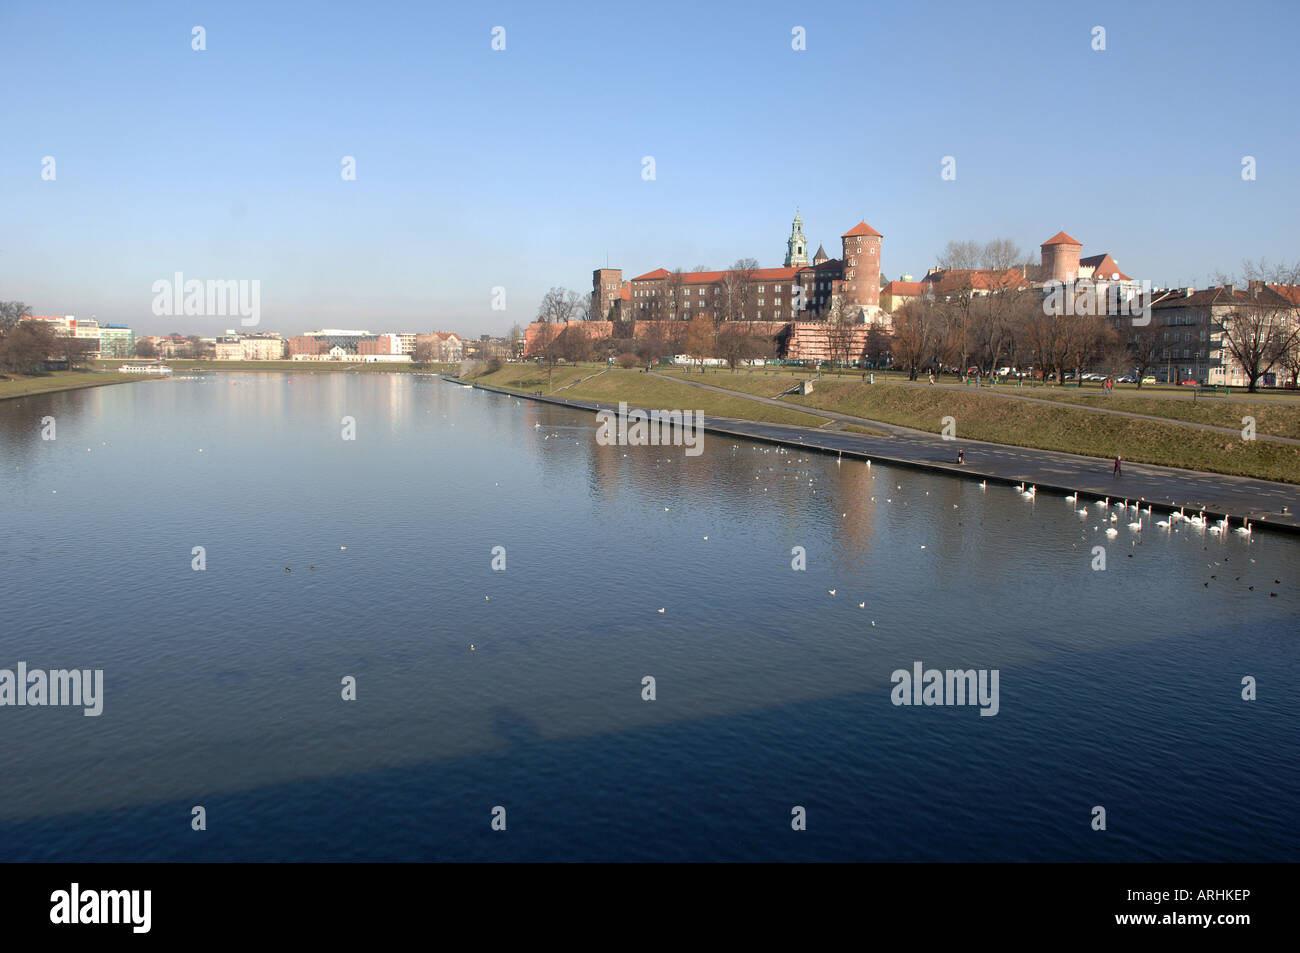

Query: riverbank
(452, 370), (1300, 534)
(96, 359), (460, 375)
(0, 371), (136, 402)
(466, 363), (1300, 482)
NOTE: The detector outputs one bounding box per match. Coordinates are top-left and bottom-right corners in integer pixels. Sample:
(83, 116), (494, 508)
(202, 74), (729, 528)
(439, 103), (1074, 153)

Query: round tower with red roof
(840, 221), (883, 317)
(1040, 231), (1082, 283)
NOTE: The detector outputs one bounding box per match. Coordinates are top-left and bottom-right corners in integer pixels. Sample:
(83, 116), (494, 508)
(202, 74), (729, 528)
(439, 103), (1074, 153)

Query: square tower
(592, 268), (623, 322)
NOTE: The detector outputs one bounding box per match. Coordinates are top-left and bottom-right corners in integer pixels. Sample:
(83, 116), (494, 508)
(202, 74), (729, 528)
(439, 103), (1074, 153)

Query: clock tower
(784, 209), (809, 268)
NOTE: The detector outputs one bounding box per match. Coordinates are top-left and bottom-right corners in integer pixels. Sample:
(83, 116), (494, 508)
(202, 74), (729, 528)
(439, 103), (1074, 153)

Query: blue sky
(2, 0), (1297, 337)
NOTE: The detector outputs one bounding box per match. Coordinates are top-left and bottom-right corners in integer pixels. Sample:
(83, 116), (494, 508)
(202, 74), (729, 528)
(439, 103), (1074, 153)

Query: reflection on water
(0, 374), (1296, 861)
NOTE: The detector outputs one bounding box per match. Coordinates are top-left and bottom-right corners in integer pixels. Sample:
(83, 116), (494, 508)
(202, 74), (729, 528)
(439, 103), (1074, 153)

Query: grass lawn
(657, 368), (806, 398)
(997, 389), (1300, 439)
(787, 381), (1300, 483)
(469, 365), (831, 428)
(676, 368), (1300, 441)
(0, 371), (136, 401)
(464, 364), (601, 393)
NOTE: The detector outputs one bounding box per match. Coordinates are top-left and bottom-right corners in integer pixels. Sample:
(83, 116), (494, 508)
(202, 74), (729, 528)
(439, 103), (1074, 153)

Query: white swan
(1105, 527), (1118, 537)
(1235, 519), (1252, 536)
(1128, 516), (1143, 532)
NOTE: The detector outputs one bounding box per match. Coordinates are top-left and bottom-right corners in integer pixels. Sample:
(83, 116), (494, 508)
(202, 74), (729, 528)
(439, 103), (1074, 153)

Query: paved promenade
(459, 378), (1300, 535)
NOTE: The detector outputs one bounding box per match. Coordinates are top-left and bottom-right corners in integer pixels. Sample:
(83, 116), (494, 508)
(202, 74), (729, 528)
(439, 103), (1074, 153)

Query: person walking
(1113, 455), (1122, 476)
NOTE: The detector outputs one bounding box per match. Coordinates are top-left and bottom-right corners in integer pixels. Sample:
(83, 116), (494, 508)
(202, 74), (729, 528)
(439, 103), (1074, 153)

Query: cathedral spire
(784, 208), (809, 267)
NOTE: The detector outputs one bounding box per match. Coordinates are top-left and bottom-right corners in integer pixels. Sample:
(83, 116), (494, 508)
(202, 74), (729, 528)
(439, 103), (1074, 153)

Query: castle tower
(840, 221), (883, 318)
(784, 209), (809, 267)
(592, 268), (623, 322)
(1040, 231), (1082, 283)
(812, 244), (828, 265)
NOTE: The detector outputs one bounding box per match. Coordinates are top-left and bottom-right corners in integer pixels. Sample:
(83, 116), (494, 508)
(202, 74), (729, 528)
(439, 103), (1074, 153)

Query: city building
(1149, 283), (1299, 386)
(98, 324), (135, 357)
(595, 212), (885, 327)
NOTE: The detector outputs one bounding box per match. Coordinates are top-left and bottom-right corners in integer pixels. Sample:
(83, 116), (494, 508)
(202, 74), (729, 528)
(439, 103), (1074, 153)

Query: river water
(0, 373), (1296, 860)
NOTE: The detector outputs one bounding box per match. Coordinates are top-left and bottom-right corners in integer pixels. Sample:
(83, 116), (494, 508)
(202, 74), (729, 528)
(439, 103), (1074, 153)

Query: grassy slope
(0, 371), (135, 400)
(470, 365), (830, 428)
(1002, 389), (1300, 439)
(788, 381), (1300, 483)
(664, 368), (1300, 440)
(657, 368), (807, 398)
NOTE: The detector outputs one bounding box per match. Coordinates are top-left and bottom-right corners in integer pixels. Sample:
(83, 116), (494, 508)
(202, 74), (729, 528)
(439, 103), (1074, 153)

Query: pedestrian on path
(1113, 455), (1122, 476)
(957, 448), (965, 465)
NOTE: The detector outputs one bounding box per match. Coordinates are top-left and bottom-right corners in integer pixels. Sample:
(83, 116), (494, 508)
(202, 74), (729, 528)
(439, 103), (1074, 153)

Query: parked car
(1141, 376), (1156, 384)
(1179, 379), (1200, 386)
(1118, 376), (1136, 384)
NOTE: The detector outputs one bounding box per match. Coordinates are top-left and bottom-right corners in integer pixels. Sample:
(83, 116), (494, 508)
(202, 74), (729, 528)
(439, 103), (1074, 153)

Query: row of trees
(530, 311), (795, 371)
(1, 301), (96, 374)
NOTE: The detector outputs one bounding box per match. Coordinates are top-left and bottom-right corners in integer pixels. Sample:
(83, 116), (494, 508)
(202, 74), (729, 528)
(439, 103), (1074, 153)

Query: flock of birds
(1047, 488), (1257, 539)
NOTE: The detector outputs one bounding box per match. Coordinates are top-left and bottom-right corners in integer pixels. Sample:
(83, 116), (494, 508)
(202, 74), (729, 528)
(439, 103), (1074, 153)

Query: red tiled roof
(1079, 253), (1131, 282)
(1269, 284), (1300, 305)
(1042, 231), (1081, 247)
(842, 221), (882, 237)
(881, 281), (924, 296)
(1151, 285), (1297, 309)
(630, 265), (814, 286)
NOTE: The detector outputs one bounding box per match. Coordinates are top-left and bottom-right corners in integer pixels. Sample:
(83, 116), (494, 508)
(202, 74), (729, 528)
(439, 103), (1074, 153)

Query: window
(757, 286), (764, 292)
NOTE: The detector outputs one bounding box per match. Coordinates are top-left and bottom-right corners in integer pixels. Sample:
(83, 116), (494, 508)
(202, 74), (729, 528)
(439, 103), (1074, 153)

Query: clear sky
(2, 0), (1297, 337)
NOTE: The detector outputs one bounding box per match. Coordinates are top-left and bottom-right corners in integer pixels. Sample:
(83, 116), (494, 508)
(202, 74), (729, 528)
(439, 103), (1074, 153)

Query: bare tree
(134, 338), (159, 359)
(0, 301), (33, 334)
(683, 314), (716, 371)
(826, 310), (857, 367)
(891, 298), (940, 380)
(412, 340), (438, 364)
(59, 335), (99, 369)
(0, 319), (56, 374)
(1123, 324), (1162, 388)
(635, 318), (673, 365)
(716, 320), (767, 371)
(536, 287), (582, 325)
(1214, 287), (1299, 392)
(865, 324), (891, 367)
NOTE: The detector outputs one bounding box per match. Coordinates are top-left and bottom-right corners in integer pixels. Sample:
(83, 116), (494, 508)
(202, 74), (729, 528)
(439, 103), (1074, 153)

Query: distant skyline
(3, 0), (1297, 337)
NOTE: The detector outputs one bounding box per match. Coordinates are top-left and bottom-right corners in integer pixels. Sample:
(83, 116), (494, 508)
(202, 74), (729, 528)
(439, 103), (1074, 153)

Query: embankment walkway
(455, 376), (1300, 534)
